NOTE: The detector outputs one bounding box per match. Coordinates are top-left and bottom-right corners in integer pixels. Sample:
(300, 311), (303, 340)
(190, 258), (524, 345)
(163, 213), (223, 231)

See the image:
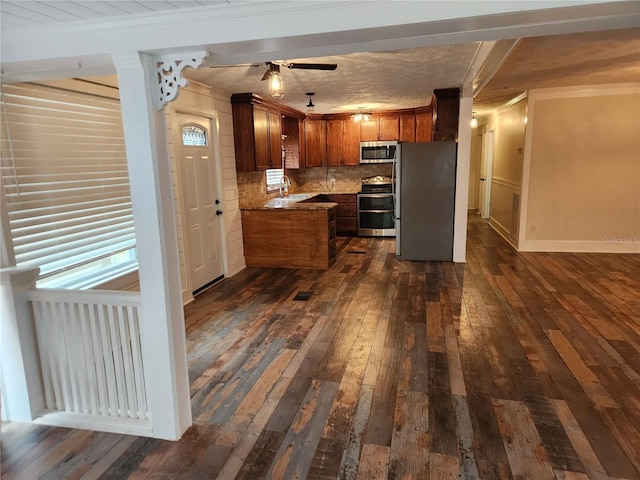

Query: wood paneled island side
(241, 203), (337, 269)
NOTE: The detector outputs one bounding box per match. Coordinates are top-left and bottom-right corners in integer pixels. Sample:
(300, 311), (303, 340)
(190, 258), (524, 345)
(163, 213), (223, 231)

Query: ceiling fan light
(268, 72), (284, 100)
(352, 107), (371, 123)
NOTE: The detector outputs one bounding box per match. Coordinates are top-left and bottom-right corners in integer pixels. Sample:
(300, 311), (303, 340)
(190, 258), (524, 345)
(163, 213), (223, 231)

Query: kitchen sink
(263, 193), (325, 208)
(283, 193), (314, 200)
(263, 194), (314, 208)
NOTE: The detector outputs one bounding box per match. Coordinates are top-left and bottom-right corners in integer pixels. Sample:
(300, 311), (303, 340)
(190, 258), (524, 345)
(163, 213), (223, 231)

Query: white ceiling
(1, 1), (638, 116)
(0, 0), (227, 28)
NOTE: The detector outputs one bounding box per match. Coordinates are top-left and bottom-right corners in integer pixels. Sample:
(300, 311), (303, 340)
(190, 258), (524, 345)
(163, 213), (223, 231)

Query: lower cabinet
(328, 194), (357, 236)
(241, 207), (337, 269)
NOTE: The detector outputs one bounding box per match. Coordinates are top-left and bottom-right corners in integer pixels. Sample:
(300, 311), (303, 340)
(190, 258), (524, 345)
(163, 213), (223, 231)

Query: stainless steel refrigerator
(395, 141), (457, 261)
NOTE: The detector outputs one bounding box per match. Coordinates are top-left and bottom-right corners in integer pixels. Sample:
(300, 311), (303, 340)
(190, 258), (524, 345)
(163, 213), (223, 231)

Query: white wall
(468, 130), (482, 210)
(166, 81), (245, 304)
(487, 98), (527, 245)
(519, 84), (640, 253)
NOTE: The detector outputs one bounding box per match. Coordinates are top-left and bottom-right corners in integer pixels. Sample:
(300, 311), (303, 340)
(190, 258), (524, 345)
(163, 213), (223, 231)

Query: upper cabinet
(304, 119), (327, 168)
(327, 119), (361, 166)
(282, 117), (303, 169)
(230, 93), (448, 171)
(415, 110), (434, 142)
(343, 120), (361, 165)
(249, 105), (280, 170)
(399, 114), (416, 143)
(433, 88), (460, 142)
(326, 119), (343, 167)
(360, 116), (399, 141)
(231, 93), (304, 171)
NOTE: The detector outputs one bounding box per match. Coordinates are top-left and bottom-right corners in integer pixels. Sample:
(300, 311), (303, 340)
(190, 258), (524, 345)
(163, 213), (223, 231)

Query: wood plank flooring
(2, 214), (640, 479)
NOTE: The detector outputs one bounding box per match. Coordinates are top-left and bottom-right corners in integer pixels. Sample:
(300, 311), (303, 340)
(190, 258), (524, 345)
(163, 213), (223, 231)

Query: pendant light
(267, 64), (284, 100)
(470, 112), (478, 128)
(306, 92), (315, 114)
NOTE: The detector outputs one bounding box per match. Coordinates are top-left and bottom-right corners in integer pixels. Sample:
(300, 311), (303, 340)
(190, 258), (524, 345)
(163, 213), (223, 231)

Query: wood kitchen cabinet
(326, 119), (361, 166)
(360, 116), (399, 141)
(231, 95), (282, 171)
(415, 111), (434, 142)
(326, 119), (343, 167)
(251, 105), (282, 170)
(282, 116), (303, 169)
(399, 114), (416, 142)
(304, 119), (327, 168)
(241, 206), (336, 269)
(343, 120), (361, 165)
(232, 94), (443, 172)
(433, 88), (459, 141)
(329, 194), (357, 235)
(268, 110), (282, 168)
(231, 93), (305, 171)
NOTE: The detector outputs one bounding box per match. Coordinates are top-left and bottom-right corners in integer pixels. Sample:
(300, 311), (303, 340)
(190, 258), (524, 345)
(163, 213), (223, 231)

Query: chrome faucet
(279, 175), (291, 197)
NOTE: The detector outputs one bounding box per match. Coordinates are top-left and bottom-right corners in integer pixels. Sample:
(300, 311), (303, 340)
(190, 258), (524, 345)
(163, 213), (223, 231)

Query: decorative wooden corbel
(155, 51), (207, 110)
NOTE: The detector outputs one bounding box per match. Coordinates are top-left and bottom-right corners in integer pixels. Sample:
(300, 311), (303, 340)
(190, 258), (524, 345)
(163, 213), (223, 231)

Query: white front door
(178, 114), (224, 293)
(479, 129), (494, 219)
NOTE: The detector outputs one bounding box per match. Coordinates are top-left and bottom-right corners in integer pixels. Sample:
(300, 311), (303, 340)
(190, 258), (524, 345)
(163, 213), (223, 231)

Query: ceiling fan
(210, 60), (337, 100)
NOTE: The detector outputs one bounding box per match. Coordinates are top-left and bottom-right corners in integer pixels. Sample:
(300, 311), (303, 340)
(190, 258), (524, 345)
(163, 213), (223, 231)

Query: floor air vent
(293, 291), (313, 301)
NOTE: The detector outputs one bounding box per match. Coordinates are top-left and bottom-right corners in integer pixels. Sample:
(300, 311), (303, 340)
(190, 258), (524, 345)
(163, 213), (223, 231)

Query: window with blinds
(0, 82), (137, 289)
(265, 168), (284, 192)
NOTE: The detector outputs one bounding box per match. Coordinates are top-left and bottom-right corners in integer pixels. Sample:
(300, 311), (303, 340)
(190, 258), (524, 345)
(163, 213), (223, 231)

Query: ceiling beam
(2, 1), (638, 82)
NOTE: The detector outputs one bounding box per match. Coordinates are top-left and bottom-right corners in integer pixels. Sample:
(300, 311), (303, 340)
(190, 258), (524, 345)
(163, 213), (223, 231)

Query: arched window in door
(181, 125), (207, 146)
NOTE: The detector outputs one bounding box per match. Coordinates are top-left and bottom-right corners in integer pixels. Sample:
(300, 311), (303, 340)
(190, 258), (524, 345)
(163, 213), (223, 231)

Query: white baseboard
(33, 410), (153, 437)
(488, 217), (517, 248)
(519, 239), (640, 253)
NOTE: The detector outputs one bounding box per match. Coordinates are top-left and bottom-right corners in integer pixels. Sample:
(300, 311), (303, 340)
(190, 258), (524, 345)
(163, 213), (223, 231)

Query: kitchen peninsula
(241, 197), (337, 269)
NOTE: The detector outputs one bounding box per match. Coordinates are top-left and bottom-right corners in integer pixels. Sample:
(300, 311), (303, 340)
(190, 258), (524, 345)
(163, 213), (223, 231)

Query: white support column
(0, 266), (44, 422)
(453, 96), (473, 263)
(113, 53), (191, 440)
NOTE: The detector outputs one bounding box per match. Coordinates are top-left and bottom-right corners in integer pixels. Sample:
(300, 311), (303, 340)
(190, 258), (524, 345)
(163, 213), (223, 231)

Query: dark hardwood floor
(2, 214), (640, 479)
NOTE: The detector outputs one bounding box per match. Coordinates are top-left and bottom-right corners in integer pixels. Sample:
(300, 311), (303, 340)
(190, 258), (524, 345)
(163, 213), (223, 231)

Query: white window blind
(0, 82), (137, 288)
(265, 168), (284, 192)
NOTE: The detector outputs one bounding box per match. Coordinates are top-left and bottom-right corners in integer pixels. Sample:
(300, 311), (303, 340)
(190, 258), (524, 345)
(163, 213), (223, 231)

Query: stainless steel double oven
(357, 176), (396, 237)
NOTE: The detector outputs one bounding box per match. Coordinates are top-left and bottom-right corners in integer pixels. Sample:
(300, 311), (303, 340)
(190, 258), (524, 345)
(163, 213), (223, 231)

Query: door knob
(480, 177), (486, 181)
(215, 199), (220, 204)
(216, 210), (223, 216)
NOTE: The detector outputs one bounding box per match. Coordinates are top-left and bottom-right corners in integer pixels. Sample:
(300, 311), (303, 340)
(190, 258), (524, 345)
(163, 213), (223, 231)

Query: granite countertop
(242, 193), (338, 210)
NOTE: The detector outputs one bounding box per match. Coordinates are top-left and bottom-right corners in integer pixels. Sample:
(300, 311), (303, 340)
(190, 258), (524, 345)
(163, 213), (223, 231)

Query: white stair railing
(25, 288), (151, 435)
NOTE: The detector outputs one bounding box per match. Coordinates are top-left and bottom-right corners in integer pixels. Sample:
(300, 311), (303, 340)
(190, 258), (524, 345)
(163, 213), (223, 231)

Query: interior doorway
(177, 114), (225, 294)
(479, 129), (494, 219)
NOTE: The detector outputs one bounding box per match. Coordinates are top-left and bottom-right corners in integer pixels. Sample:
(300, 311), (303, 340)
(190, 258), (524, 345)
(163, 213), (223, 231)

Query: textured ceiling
(186, 28), (640, 116)
(185, 44), (480, 114)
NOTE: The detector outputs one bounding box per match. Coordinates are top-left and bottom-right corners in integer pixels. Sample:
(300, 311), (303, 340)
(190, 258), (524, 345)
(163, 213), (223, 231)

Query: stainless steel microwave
(360, 140), (398, 163)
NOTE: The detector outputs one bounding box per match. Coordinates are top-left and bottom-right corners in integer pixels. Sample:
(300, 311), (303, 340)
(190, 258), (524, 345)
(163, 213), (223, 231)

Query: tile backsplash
(237, 164), (393, 207)
(295, 164), (393, 193)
